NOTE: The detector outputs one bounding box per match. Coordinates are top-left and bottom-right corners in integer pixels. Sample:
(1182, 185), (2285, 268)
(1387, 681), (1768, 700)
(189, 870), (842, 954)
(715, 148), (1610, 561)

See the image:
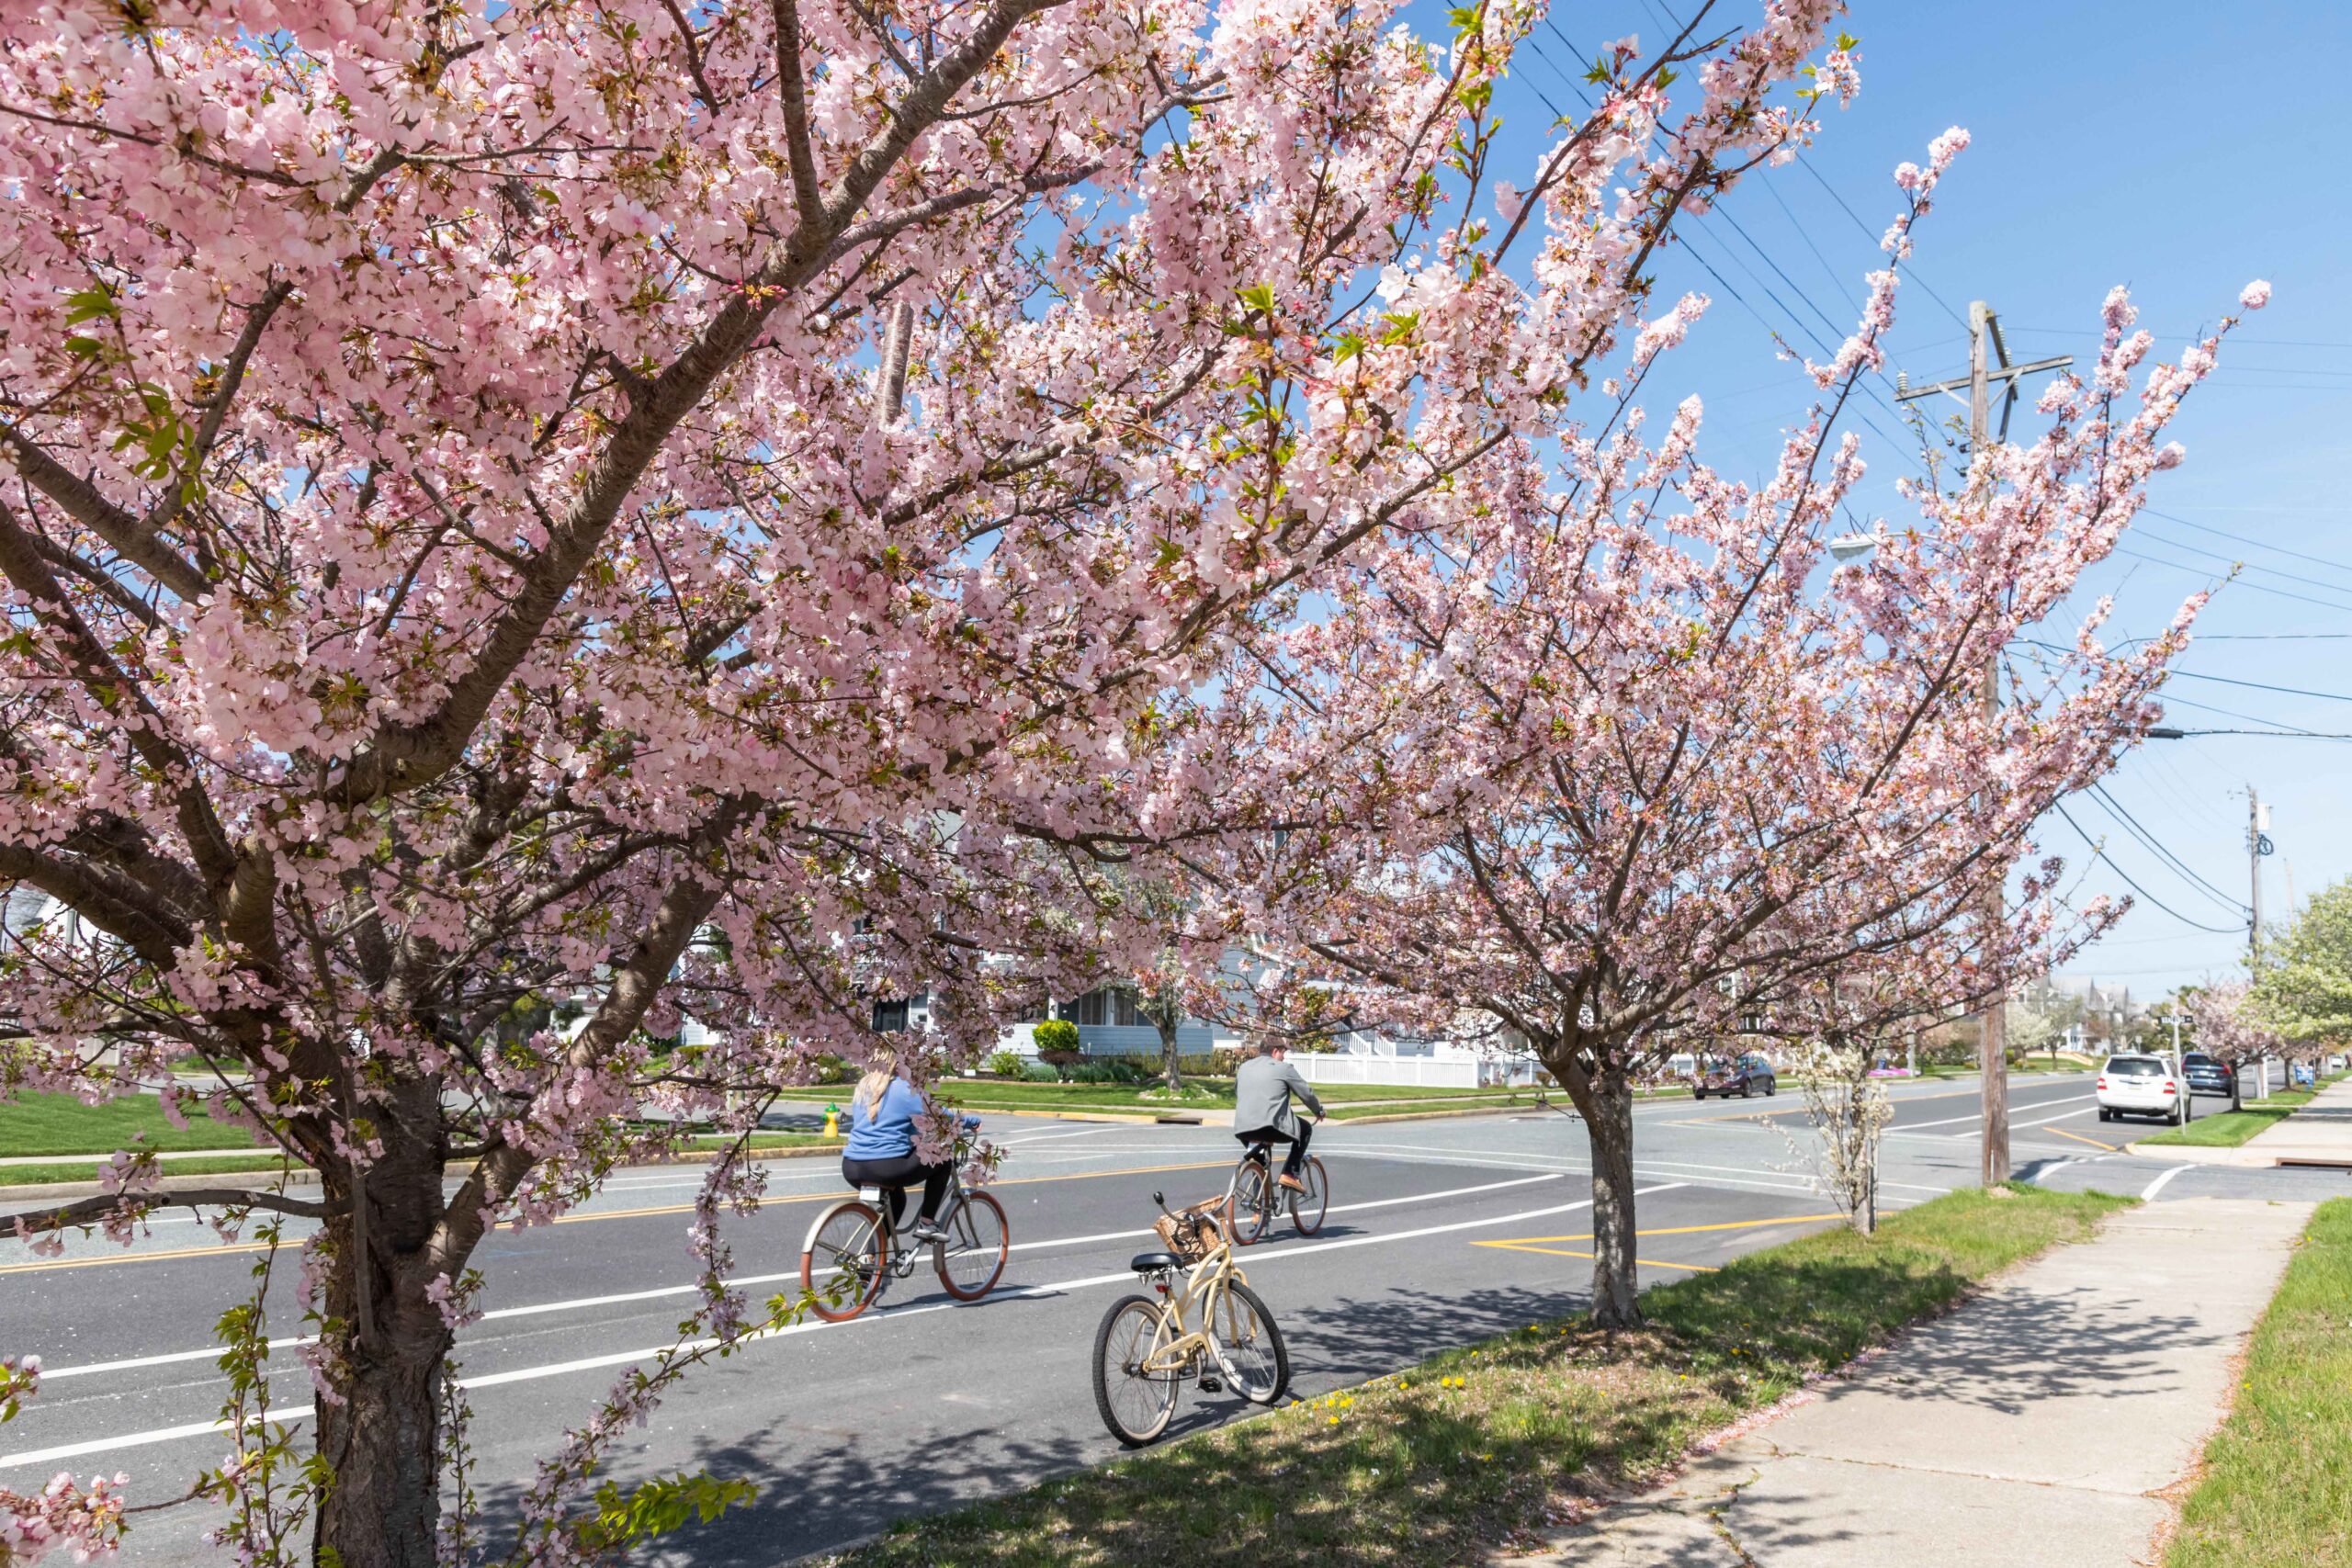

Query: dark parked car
(2180, 1052), (2235, 1099)
(1694, 1054), (1778, 1100)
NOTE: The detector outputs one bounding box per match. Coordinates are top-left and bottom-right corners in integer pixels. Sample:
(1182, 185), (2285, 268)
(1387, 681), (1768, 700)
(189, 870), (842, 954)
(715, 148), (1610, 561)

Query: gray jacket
(1233, 1055), (1324, 1138)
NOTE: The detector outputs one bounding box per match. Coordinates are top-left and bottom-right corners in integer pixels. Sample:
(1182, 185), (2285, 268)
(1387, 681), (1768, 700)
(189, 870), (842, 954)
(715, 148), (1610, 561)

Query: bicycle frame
(1135, 1242), (1250, 1378)
(844, 1165), (973, 1279)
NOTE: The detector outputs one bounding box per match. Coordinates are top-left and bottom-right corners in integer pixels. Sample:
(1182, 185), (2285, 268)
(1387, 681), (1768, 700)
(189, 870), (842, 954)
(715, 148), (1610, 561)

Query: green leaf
(1236, 283), (1278, 314)
(576, 1470), (758, 1551)
(64, 335), (104, 357)
(64, 284), (119, 326)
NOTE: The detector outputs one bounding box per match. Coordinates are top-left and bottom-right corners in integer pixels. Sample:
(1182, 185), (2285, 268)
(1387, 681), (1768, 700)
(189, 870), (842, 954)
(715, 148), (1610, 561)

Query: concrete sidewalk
(2132, 1076), (2352, 1168)
(1498, 1196), (2312, 1568)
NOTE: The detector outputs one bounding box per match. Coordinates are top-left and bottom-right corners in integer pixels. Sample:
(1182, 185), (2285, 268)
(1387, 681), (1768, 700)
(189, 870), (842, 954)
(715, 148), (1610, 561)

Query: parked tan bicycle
(1091, 1190), (1290, 1445)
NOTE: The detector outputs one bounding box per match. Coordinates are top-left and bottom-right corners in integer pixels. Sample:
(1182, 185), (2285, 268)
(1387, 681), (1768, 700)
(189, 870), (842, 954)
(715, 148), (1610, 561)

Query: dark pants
(842, 1153), (952, 1228)
(1236, 1121), (1310, 1178)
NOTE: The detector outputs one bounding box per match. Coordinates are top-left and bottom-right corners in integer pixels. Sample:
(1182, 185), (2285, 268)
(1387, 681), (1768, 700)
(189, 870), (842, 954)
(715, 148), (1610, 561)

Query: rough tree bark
(312, 1086), (458, 1568)
(1550, 1047), (1645, 1328)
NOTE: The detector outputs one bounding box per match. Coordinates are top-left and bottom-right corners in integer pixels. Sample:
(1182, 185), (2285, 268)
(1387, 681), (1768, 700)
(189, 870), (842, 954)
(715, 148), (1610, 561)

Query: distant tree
(2006, 978), (2086, 1063)
(2252, 880), (2352, 1055)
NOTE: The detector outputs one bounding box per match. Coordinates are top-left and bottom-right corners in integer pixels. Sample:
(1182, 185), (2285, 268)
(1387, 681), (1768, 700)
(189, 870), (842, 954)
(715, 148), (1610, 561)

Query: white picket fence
(1282, 1054), (1543, 1089)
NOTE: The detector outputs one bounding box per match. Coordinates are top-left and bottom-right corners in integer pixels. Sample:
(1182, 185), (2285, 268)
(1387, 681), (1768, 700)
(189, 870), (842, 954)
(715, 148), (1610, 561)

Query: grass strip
(2139, 1089), (2320, 1147)
(0, 1134), (839, 1192)
(834, 1183), (2131, 1568)
(2140, 1073), (2346, 1147)
(2167, 1198), (2352, 1568)
(0, 1090), (266, 1156)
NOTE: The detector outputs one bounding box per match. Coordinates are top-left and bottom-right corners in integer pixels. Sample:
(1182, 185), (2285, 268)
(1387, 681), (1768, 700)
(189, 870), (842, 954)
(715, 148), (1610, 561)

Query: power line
(2110, 544), (2352, 615)
(2156, 692), (2321, 735)
(1791, 154), (1969, 330)
(2140, 506), (2352, 580)
(2053, 802), (2247, 934)
(2085, 782), (2246, 913)
(2165, 667), (2352, 705)
(2133, 525), (2352, 601)
(2167, 728), (2352, 739)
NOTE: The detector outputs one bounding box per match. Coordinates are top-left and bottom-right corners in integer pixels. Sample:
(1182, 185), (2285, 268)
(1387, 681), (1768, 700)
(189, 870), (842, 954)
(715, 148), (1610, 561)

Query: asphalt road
(6, 1072), (2345, 1563)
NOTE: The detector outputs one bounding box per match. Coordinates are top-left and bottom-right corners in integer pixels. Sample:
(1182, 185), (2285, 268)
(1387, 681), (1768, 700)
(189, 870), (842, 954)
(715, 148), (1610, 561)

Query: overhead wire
(2139, 506), (2352, 581)
(2052, 803), (2249, 935)
(2084, 783), (2247, 913)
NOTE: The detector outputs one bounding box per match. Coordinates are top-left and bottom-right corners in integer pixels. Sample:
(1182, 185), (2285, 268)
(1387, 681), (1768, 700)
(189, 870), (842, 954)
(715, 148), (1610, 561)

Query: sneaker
(910, 1219), (946, 1244)
(1276, 1172), (1306, 1193)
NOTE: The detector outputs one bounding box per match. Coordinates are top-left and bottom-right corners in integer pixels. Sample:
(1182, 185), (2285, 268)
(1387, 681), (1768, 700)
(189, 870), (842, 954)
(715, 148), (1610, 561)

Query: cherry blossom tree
(1170, 140), (2266, 1325)
(0, 0), (1861, 1559)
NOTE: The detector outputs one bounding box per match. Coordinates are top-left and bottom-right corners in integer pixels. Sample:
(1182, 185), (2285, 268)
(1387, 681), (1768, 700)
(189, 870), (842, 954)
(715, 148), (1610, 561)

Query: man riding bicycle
(1232, 1042), (1325, 1191)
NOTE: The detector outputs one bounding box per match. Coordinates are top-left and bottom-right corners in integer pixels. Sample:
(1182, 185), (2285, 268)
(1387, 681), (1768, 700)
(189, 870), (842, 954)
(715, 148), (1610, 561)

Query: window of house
(872, 998), (909, 1033)
(1113, 989), (1142, 1027)
(1070, 991), (1108, 1027)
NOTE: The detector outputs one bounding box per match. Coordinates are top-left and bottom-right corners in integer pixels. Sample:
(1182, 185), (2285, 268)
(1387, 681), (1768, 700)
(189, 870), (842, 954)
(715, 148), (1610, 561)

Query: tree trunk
(313, 1333), (448, 1568)
(1158, 1012), (1182, 1092)
(311, 1089), (458, 1568)
(1582, 1066), (1644, 1328)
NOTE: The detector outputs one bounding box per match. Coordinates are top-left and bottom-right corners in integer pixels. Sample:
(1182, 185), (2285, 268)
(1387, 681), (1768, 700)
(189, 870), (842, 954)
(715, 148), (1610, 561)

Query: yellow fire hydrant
(823, 1104), (841, 1138)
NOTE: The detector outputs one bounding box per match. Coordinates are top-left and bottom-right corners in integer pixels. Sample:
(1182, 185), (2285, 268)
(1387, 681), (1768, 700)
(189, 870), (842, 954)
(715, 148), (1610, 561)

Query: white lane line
(1938, 1095), (2098, 1138)
(3, 1181), (1680, 1471)
(31, 1173), (1565, 1383)
(2141, 1165), (2195, 1201)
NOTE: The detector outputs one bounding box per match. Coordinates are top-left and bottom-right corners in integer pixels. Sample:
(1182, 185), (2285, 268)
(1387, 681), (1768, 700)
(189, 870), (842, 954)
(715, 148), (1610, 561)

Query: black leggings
(842, 1153), (952, 1228)
(1236, 1121), (1310, 1177)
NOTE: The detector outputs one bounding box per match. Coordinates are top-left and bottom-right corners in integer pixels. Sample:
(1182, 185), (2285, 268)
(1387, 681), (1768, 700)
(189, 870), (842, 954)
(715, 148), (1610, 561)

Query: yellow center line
(2043, 1126), (2120, 1153)
(1480, 1245), (1719, 1272)
(1470, 1211), (1843, 1269)
(2, 1158), (1238, 1276)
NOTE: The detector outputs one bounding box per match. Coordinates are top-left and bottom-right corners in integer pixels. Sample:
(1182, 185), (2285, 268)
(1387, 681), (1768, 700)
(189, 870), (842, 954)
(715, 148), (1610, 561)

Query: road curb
(0, 1142), (845, 1204)
(1333, 1100), (1547, 1127)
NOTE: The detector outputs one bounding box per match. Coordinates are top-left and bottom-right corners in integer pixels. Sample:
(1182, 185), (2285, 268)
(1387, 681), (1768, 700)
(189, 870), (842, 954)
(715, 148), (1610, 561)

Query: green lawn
(0, 1132), (838, 1192)
(840, 1184), (2132, 1568)
(0, 1090), (265, 1156)
(2139, 1088), (2320, 1147)
(2139, 1071), (2347, 1147)
(771, 1079), (1545, 1121)
(2167, 1198), (2352, 1568)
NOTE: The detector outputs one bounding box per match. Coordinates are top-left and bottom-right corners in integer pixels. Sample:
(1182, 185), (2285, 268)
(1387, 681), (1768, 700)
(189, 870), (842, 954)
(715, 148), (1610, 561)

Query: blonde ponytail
(853, 1047), (900, 1123)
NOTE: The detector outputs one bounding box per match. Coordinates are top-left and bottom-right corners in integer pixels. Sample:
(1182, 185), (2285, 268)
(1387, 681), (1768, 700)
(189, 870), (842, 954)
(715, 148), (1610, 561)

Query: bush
(1023, 1061), (1062, 1082)
(1032, 1019), (1081, 1066)
(1209, 1047), (1243, 1076)
(808, 1054), (857, 1085)
(984, 1048), (1025, 1077)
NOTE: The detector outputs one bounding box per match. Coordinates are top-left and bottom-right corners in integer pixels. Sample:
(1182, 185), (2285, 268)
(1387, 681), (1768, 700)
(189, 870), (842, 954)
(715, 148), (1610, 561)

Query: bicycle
(1222, 1132), (1328, 1245)
(1091, 1190), (1290, 1446)
(797, 1119), (1009, 1323)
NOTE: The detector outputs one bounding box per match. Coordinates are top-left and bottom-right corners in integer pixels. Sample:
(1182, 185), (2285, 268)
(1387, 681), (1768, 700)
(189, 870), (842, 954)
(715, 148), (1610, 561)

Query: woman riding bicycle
(841, 1047), (958, 1243)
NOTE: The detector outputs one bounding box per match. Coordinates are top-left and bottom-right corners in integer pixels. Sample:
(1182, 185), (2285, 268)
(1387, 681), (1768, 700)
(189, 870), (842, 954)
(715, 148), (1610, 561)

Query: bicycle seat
(1129, 1251), (1182, 1273)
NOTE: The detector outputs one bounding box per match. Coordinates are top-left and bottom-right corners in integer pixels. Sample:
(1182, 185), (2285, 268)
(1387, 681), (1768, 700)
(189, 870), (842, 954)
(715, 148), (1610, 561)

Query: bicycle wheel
(934, 1191), (1009, 1301)
(1092, 1293), (1180, 1446)
(800, 1200), (889, 1323)
(1208, 1280), (1290, 1404)
(1228, 1158), (1274, 1246)
(1288, 1156), (1329, 1236)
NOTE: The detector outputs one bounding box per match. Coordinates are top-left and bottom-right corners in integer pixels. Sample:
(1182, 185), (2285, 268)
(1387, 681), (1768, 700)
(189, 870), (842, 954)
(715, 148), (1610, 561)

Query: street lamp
(1826, 534), (1878, 564)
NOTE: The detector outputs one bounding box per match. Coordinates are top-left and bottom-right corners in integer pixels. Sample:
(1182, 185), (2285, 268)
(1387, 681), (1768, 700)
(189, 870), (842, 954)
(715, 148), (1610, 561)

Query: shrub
(808, 1054), (856, 1085)
(1032, 1019), (1082, 1066)
(984, 1048), (1025, 1077)
(1023, 1060), (1063, 1082)
(1209, 1047), (1242, 1076)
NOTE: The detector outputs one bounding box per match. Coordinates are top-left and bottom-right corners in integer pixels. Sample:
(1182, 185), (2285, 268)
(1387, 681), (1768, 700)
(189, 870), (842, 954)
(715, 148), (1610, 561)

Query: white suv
(2097, 1054), (2190, 1125)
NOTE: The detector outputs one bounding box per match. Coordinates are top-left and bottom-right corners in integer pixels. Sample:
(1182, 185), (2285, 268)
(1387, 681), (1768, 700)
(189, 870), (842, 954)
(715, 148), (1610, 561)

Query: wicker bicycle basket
(1153, 1199), (1227, 1264)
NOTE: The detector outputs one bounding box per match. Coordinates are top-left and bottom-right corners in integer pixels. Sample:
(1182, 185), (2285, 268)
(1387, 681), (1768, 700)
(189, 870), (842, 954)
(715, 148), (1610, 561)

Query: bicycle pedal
(1197, 1376), (1222, 1393)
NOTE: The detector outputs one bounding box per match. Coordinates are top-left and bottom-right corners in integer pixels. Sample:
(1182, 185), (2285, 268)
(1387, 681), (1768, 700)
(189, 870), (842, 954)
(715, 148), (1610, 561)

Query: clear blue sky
(1464, 0), (2352, 999)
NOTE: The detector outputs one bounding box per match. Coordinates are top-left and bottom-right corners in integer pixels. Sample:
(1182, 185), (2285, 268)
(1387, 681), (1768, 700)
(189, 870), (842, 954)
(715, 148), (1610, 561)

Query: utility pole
(2246, 787), (2269, 969)
(1897, 303), (2072, 1190)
